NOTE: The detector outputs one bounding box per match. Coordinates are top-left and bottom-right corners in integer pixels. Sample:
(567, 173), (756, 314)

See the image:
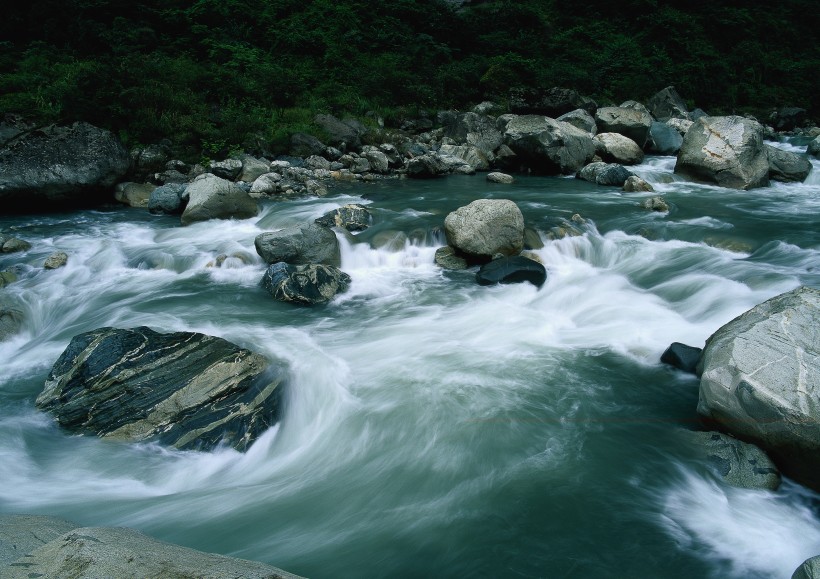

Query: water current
(1, 143), (818, 577)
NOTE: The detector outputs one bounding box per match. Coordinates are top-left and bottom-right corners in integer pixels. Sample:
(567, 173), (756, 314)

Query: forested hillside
(1, 0), (817, 158)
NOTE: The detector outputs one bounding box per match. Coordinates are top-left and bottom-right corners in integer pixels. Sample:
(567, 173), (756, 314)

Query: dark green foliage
(1, 0), (817, 159)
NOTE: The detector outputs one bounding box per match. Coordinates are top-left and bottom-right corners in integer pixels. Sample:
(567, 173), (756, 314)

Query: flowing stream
(1, 145), (819, 578)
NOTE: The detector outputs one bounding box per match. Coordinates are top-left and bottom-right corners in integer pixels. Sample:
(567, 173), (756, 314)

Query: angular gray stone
(43, 251), (68, 269)
(647, 86), (690, 121)
(661, 342), (701, 373)
(667, 118), (694, 136)
(0, 515), (76, 567)
(249, 172), (283, 197)
(181, 173), (259, 225)
(2, 526), (301, 579)
(640, 196), (669, 212)
(808, 136), (820, 158)
(438, 144), (489, 171)
(238, 155), (271, 183)
(503, 115), (596, 175)
(675, 116), (770, 190)
(208, 158), (243, 180)
(594, 132), (645, 165)
(441, 112), (503, 160)
(444, 199), (524, 262)
(262, 262), (350, 305)
(623, 176), (654, 192)
(594, 106), (653, 147)
(255, 222), (340, 266)
(407, 153), (451, 178)
(36, 326), (285, 451)
(766, 145), (812, 182)
(681, 431), (781, 490)
(697, 286), (820, 490)
(315, 204), (371, 232)
(557, 108), (597, 135)
(362, 149), (390, 173)
(290, 132), (326, 157)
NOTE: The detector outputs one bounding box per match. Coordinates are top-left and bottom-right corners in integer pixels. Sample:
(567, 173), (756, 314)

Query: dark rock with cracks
(476, 256), (547, 287)
(35, 326), (285, 451)
(315, 204), (372, 232)
(503, 115), (596, 175)
(647, 86), (690, 121)
(255, 222), (340, 266)
(262, 262), (351, 305)
(661, 342), (702, 374)
(766, 145), (812, 182)
(577, 162), (635, 187)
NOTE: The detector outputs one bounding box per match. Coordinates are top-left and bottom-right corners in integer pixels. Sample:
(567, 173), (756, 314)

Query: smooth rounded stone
(36, 326), (285, 451)
(681, 431), (781, 490)
(502, 115), (596, 175)
(640, 196), (669, 212)
(0, 515), (77, 567)
(697, 286), (820, 490)
(648, 121), (684, 155)
(261, 262), (351, 306)
(487, 172), (514, 184)
(476, 256), (547, 287)
(647, 86), (690, 121)
(0, 121), (130, 210)
(439, 144), (489, 171)
(594, 132), (645, 164)
(577, 162), (635, 187)
(255, 222), (340, 266)
(181, 173), (259, 225)
(808, 136), (820, 158)
(0, 236), (31, 253)
(594, 106), (653, 147)
(315, 204), (372, 232)
(557, 108), (597, 135)
(523, 227), (544, 250)
(208, 158), (243, 180)
(0, 308), (24, 341)
(434, 246), (468, 270)
(1, 526), (302, 579)
(147, 183), (187, 215)
(674, 116), (770, 190)
(43, 251), (68, 269)
(238, 155), (270, 182)
(0, 270), (17, 288)
(444, 199), (525, 262)
(661, 342), (702, 373)
(794, 556), (820, 579)
(623, 175), (654, 192)
(766, 145), (812, 182)
(114, 182), (155, 207)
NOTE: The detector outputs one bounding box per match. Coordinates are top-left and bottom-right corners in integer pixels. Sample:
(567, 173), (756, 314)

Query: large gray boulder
(315, 204), (372, 232)
(0, 122), (130, 210)
(681, 430), (781, 490)
(440, 111), (503, 160)
(594, 132), (644, 165)
(577, 162), (634, 187)
(181, 173), (259, 225)
(444, 199), (524, 261)
(0, 515), (77, 567)
(148, 183), (187, 215)
(255, 222), (340, 266)
(697, 286), (820, 490)
(438, 144), (490, 171)
(647, 121), (684, 155)
(594, 106), (653, 148)
(675, 116), (770, 190)
(1, 525), (301, 579)
(794, 556), (820, 579)
(407, 152), (453, 178)
(36, 326), (286, 451)
(647, 86), (690, 121)
(502, 115), (596, 174)
(557, 108), (597, 136)
(766, 145), (812, 182)
(262, 262), (351, 305)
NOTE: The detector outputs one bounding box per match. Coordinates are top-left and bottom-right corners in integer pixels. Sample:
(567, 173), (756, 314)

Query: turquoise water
(1, 148), (819, 578)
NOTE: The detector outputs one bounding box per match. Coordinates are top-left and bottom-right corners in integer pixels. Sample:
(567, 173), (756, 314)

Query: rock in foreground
(255, 222), (340, 266)
(697, 286), (820, 489)
(36, 327), (285, 451)
(262, 262), (351, 305)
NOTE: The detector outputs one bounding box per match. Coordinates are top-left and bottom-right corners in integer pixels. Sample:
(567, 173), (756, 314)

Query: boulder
(577, 162), (634, 187)
(249, 172), (282, 197)
(770, 107), (807, 132)
(0, 308), (24, 341)
(594, 132), (645, 165)
(180, 173), (259, 225)
(362, 148), (390, 173)
(130, 144), (169, 181)
(674, 116), (770, 190)
(766, 145), (812, 182)
(487, 172), (514, 184)
(640, 196), (669, 212)
(794, 556), (820, 579)
(523, 227), (544, 250)
(262, 262), (350, 305)
(661, 342), (702, 373)
(255, 222), (340, 266)
(681, 430), (781, 490)
(438, 144), (490, 171)
(147, 183), (187, 215)
(808, 136), (820, 158)
(476, 256), (547, 287)
(114, 182), (155, 208)
(444, 199), (525, 262)
(0, 515), (76, 567)
(594, 106), (653, 147)
(667, 118), (694, 136)
(557, 108), (597, 136)
(647, 86), (690, 121)
(238, 155), (270, 183)
(313, 114), (365, 150)
(697, 286), (820, 490)
(0, 235), (31, 253)
(290, 132), (326, 157)
(620, 100), (653, 117)
(36, 326), (286, 451)
(647, 121), (684, 155)
(440, 112), (503, 160)
(502, 115), (596, 174)
(315, 204), (372, 232)
(43, 251), (68, 269)
(1, 525), (300, 579)
(509, 87), (596, 117)
(0, 122), (130, 210)
(434, 246), (468, 270)
(208, 159), (243, 180)
(623, 176), (654, 192)
(407, 152), (451, 178)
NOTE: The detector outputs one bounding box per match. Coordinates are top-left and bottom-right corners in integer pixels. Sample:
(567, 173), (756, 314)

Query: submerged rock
(681, 430), (781, 490)
(697, 286), (820, 490)
(476, 256), (547, 287)
(623, 176), (654, 192)
(577, 162), (635, 187)
(262, 262), (350, 305)
(36, 326), (285, 451)
(0, 235), (31, 253)
(444, 199), (525, 262)
(640, 196), (669, 212)
(255, 222), (340, 266)
(0, 308), (24, 341)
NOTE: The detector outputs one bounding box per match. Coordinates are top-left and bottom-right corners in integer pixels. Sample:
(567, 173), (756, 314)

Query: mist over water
(1, 152), (819, 577)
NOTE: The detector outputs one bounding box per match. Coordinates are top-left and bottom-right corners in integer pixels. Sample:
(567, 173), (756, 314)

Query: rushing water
(1, 147), (819, 578)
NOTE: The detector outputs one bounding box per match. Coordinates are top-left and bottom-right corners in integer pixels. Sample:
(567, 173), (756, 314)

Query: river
(1, 143), (818, 578)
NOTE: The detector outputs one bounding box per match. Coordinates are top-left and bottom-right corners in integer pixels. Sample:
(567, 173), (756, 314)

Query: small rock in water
(262, 262), (351, 305)
(640, 196), (669, 212)
(43, 251), (68, 269)
(623, 175), (654, 192)
(0, 270), (17, 288)
(315, 204), (372, 231)
(660, 342), (702, 374)
(0, 235), (31, 253)
(476, 256), (547, 287)
(486, 172), (515, 184)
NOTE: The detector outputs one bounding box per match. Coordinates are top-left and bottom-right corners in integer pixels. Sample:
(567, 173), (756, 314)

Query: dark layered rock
(440, 111), (503, 160)
(315, 204), (372, 232)
(766, 145), (812, 182)
(770, 107), (807, 131)
(681, 430), (781, 490)
(577, 162), (634, 187)
(675, 116), (770, 190)
(255, 222), (340, 266)
(148, 183), (188, 215)
(697, 286), (820, 490)
(290, 132), (327, 157)
(661, 342), (702, 373)
(503, 115), (596, 175)
(594, 132), (644, 165)
(0, 122), (130, 211)
(407, 152), (451, 178)
(647, 121), (684, 155)
(476, 256), (547, 287)
(647, 86), (690, 121)
(208, 159), (243, 180)
(509, 87), (596, 116)
(36, 326), (286, 451)
(313, 114), (365, 150)
(438, 144), (489, 171)
(0, 523), (301, 579)
(262, 262), (351, 305)
(180, 173), (259, 225)
(444, 199), (525, 262)
(594, 106), (653, 147)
